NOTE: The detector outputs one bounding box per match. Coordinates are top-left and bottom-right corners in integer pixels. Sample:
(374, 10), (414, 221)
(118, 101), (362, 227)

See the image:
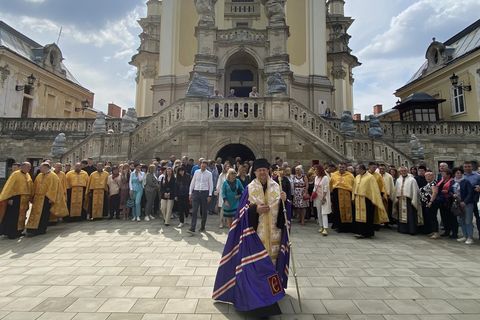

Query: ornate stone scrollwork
(261, 0), (286, 27)
(332, 65), (347, 80)
(0, 64), (10, 88)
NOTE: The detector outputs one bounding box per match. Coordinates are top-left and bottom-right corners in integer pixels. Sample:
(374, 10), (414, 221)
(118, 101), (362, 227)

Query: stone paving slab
(1, 218), (480, 320)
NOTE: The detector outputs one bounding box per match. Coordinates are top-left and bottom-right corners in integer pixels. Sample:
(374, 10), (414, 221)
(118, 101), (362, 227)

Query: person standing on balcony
(211, 89), (224, 98)
(227, 88), (236, 98)
(188, 160), (213, 234)
(249, 86), (259, 97)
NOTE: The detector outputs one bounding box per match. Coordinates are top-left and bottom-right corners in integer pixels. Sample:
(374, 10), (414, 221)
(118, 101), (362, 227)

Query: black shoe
(440, 232), (449, 237)
(199, 227), (205, 232)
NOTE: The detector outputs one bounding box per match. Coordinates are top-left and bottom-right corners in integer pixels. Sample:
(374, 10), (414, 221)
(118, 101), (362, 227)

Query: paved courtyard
(1, 217), (480, 320)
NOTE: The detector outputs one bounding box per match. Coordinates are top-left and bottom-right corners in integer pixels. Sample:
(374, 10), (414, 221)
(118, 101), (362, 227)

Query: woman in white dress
(313, 165), (332, 236)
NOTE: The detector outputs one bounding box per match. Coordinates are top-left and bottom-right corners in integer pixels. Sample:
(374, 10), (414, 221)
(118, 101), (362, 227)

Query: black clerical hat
(253, 158), (270, 172)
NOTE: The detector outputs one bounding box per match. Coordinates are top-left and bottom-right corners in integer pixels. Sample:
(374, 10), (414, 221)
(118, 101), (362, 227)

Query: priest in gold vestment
(66, 163), (89, 221)
(0, 162), (33, 239)
(85, 163), (109, 220)
(329, 162), (355, 232)
(50, 163), (69, 222)
(353, 164), (389, 238)
(26, 163), (61, 236)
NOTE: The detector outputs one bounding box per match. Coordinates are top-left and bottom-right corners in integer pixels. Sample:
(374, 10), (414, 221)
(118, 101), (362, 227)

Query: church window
(452, 86), (465, 114)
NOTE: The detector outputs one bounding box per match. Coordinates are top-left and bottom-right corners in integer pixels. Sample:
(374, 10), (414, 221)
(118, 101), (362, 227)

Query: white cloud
(351, 0), (480, 115)
(358, 0), (480, 59)
(23, 0), (47, 3)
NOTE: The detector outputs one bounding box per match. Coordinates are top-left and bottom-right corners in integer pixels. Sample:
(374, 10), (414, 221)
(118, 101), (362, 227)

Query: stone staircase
(61, 97), (414, 166)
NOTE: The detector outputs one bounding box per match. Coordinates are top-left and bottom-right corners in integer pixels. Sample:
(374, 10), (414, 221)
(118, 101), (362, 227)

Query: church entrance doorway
(225, 52), (258, 98)
(216, 144), (256, 164)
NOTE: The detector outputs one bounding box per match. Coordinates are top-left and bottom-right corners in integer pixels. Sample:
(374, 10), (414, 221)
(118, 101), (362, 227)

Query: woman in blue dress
(222, 168), (244, 227)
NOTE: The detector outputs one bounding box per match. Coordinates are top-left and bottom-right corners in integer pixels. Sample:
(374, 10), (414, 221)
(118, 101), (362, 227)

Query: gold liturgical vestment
(26, 172), (60, 230)
(66, 170), (89, 217)
(53, 171), (69, 219)
(248, 178), (281, 264)
(329, 171), (354, 223)
(85, 171), (109, 219)
(353, 172), (389, 224)
(0, 170), (33, 231)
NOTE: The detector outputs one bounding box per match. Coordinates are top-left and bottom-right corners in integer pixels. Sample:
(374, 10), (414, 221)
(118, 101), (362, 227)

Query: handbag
(311, 192), (318, 201)
(303, 193), (310, 201)
(451, 199), (464, 217)
(126, 199), (135, 208)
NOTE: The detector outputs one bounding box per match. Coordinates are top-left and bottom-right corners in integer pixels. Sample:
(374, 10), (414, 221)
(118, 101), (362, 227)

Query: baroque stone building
(0, 21), (96, 118)
(2, 1), (480, 184)
(130, 0), (359, 117)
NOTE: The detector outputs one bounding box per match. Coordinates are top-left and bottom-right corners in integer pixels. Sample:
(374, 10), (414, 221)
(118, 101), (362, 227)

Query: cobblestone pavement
(1, 217), (480, 320)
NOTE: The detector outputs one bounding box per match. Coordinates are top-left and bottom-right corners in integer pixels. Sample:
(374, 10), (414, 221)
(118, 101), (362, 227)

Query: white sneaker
(136, 217), (141, 222)
(457, 237), (467, 242)
(465, 238), (474, 245)
(145, 216), (150, 222)
(177, 223), (184, 228)
(149, 215), (155, 220)
(131, 217), (136, 222)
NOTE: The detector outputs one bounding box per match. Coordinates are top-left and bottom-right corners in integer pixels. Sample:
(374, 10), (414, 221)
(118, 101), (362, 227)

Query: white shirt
(189, 168), (213, 196)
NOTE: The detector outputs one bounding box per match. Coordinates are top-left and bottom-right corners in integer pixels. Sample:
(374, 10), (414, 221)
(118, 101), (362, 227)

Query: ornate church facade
(130, 0), (359, 118)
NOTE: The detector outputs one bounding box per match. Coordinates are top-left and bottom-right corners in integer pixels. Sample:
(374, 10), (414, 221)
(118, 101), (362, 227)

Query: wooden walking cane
(279, 176), (302, 312)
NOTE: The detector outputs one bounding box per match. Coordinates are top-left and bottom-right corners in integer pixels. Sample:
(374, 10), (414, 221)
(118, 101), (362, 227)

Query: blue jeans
(132, 189), (144, 218)
(458, 203), (474, 238)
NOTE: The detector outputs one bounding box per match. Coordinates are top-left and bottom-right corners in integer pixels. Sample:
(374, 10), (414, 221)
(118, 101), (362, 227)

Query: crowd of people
(0, 155), (479, 244)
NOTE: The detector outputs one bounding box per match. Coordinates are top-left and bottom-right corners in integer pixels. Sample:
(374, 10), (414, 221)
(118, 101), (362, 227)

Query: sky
(1, 0), (480, 115)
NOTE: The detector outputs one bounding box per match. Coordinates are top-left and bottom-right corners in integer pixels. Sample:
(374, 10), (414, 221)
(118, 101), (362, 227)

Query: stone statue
(194, 0), (217, 27)
(92, 112), (106, 134)
(368, 116), (383, 138)
(267, 72), (287, 95)
(186, 73), (213, 97)
(340, 111), (356, 137)
(410, 134), (425, 160)
(51, 133), (67, 158)
(261, 0), (286, 27)
(122, 108), (138, 133)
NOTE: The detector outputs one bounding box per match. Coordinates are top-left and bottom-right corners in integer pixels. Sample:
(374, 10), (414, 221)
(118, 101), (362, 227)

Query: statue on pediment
(261, 0), (286, 27)
(93, 112), (106, 134)
(51, 133), (67, 158)
(368, 116), (383, 138)
(267, 72), (287, 95)
(340, 111), (355, 137)
(195, 0), (217, 27)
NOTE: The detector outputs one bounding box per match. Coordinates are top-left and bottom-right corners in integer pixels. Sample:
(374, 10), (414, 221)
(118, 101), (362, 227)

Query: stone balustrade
(321, 118), (480, 141)
(0, 117), (123, 137)
(290, 103), (412, 166)
(130, 101), (185, 155)
(217, 28), (267, 44)
(224, 1), (261, 17)
(208, 99), (264, 120)
(59, 97), (414, 166)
